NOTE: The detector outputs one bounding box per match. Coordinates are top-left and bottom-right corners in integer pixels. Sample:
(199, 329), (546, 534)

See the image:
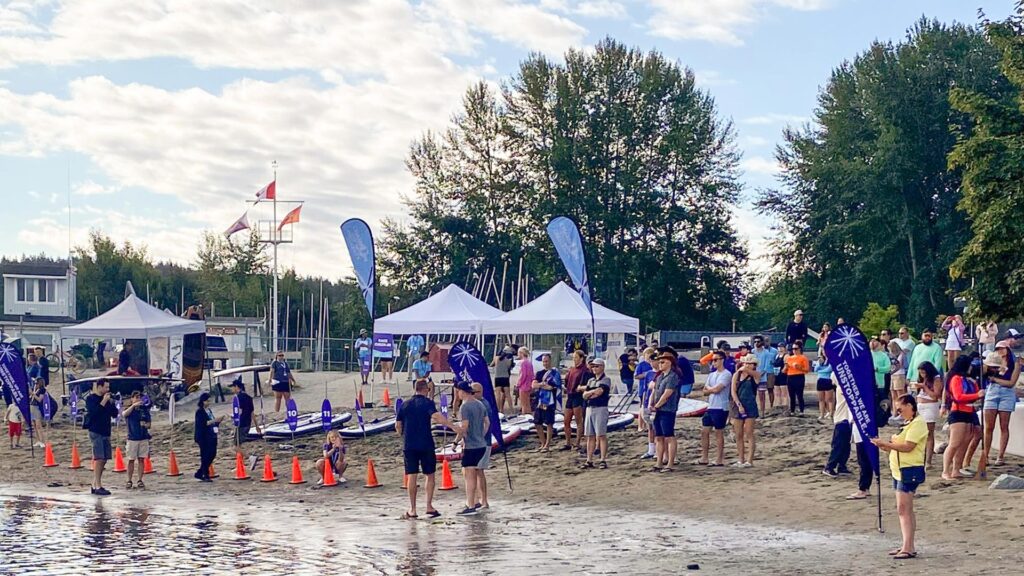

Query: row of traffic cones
(47, 441), (414, 490)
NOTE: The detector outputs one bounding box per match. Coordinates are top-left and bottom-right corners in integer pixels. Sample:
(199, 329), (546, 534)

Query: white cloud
(740, 135), (771, 147)
(730, 203), (775, 282)
(73, 179), (120, 196)
(644, 0), (828, 45)
(694, 69), (736, 87)
(575, 0), (627, 19)
(740, 156), (780, 176)
(741, 113), (807, 125)
(0, 1), (598, 278)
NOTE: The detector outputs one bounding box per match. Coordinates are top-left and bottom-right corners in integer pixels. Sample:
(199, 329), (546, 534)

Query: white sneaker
(730, 461), (745, 468)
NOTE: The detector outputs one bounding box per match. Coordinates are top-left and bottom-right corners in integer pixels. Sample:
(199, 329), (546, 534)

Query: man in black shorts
(396, 379), (450, 519)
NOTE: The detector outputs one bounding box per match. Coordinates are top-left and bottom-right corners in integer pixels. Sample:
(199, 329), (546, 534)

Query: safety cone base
(364, 458), (382, 488)
(260, 454), (278, 482)
(166, 451), (183, 477)
(289, 456), (307, 485)
(438, 460), (458, 491)
(233, 453), (251, 480)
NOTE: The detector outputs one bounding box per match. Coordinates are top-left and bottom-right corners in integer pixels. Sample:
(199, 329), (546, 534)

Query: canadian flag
(277, 205), (302, 231)
(255, 180), (276, 201)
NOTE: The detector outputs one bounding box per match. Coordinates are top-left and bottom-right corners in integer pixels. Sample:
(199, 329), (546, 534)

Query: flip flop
(425, 509), (441, 518)
(846, 493), (868, 500)
(708, 462), (724, 467)
(400, 512), (418, 520)
(893, 552), (917, 560)
(887, 548), (904, 556)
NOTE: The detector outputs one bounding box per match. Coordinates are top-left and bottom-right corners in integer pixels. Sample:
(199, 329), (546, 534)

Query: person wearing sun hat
(650, 351), (682, 472)
(730, 354), (761, 467)
(980, 340), (1022, 466)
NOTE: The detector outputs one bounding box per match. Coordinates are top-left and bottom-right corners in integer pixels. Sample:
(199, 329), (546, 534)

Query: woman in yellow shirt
(871, 394), (928, 560)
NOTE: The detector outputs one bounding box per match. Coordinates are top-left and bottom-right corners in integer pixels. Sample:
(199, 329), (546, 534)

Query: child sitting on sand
(316, 430), (347, 485)
(6, 402), (23, 448)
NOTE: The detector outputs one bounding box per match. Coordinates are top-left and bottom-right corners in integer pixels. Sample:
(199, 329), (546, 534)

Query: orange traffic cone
(260, 454), (278, 482)
(233, 452), (250, 480)
(288, 456), (307, 485)
(143, 456), (155, 475)
(167, 450), (183, 477)
(208, 462), (219, 479)
(69, 443), (83, 469)
(364, 458), (382, 488)
(382, 388), (391, 408)
(112, 447), (127, 473)
(322, 459), (339, 487)
(42, 442), (58, 468)
(438, 459), (458, 491)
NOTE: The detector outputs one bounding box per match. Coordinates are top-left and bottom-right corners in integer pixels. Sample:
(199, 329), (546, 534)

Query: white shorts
(918, 402), (940, 424)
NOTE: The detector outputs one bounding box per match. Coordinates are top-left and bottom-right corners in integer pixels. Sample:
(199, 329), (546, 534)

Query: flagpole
(272, 160), (279, 355)
(876, 471), (884, 533)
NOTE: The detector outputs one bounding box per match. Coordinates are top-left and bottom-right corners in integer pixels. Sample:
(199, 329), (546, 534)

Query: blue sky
(0, 0), (1014, 280)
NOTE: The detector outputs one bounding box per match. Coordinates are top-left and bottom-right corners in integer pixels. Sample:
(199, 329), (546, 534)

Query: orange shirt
(784, 354), (810, 376)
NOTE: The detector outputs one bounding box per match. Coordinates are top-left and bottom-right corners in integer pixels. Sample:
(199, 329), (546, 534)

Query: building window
(38, 279), (56, 303)
(16, 278), (35, 302)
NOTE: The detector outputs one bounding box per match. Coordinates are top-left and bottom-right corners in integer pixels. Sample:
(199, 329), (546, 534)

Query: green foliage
(757, 18), (1006, 330)
(741, 276), (813, 331)
(949, 7), (1024, 320)
(380, 38), (747, 328)
(858, 303), (901, 338)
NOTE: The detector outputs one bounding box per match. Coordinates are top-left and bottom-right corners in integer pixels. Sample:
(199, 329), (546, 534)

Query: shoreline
(6, 371), (1023, 572)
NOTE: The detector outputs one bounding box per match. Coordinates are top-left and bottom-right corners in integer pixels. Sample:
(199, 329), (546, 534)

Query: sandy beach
(4, 370), (1023, 573)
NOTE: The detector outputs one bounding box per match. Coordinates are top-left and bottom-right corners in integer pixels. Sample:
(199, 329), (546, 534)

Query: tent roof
(61, 293), (205, 339)
(373, 284), (503, 335)
(481, 281), (639, 335)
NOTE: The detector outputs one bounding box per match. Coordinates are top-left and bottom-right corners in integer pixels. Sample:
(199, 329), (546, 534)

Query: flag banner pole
(546, 216), (596, 355)
(448, 342), (511, 491)
(823, 325), (882, 530)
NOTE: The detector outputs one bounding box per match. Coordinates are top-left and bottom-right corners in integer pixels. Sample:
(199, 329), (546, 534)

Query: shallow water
(0, 488), (881, 575)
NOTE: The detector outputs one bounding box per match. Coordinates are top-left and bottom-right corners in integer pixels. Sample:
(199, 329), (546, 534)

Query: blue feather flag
(321, 398), (333, 432)
(448, 342), (505, 451)
(824, 325), (880, 473)
(340, 219), (376, 319)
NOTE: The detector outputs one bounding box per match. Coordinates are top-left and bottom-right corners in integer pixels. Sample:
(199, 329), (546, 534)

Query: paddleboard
(620, 397), (709, 418)
(254, 411), (353, 438)
(339, 416), (397, 438)
(434, 425), (523, 462)
(506, 412), (564, 434)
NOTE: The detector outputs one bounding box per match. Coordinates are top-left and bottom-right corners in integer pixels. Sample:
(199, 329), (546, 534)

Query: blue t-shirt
(815, 361), (833, 381)
(126, 406), (151, 441)
(635, 361), (656, 404)
(397, 395), (437, 452)
(355, 337), (372, 357)
(753, 348), (775, 383)
(271, 360), (291, 383)
(412, 359), (432, 379)
(407, 335), (425, 355)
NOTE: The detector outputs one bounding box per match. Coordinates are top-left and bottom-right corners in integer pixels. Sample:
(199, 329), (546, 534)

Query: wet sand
(5, 370), (1024, 573)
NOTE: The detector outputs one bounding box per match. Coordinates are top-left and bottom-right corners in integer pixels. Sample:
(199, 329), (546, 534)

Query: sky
(0, 0), (1015, 283)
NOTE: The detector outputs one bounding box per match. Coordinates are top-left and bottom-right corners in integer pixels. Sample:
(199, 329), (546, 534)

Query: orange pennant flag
(277, 205), (302, 231)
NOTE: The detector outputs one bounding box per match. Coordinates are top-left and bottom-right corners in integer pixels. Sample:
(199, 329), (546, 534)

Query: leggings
(856, 441), (873, 492)
(787, 375), (806, 413)
(197, 438), (217, 479)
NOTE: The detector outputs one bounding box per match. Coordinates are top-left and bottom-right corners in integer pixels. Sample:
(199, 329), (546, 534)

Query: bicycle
(46, 349), (87, 376)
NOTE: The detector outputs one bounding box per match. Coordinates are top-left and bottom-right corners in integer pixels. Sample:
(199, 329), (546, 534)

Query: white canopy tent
(373, 284), (503, 335)
(60, 293), (206, 340)
(481, 281), (639, 335)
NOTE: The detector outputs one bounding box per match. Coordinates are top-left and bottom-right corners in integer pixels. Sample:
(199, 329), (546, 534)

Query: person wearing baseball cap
(229, 378), (257, 445)
(452, 381), (489, 516)
(730, 354), (761, 467)
(580, 358), (612, 469)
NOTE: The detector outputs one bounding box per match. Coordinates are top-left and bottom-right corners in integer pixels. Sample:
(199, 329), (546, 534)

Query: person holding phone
(86, 378), (118, 496)
(122, 391), (152, 489)
(871, 395), (927, 560)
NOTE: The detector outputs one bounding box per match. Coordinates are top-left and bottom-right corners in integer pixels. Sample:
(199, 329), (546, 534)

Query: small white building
(0, 260), (77, 351)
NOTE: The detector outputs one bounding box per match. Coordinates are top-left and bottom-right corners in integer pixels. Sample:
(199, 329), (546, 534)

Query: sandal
(659, 467), (675, 473)
(708, 462), (724, 467)
(136, 480), (145, 490)
(887, 548), (903, 556)
(425, 509), (441, 518)
(845, 493), (868, 500)
(893, 551), (917, 560)
(598, 461), (608, 469)
(400, 512), (418, 520)
(125, 480), (133, 490)
(579, 461), (594, 470)
(691, 459), (709, 465)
